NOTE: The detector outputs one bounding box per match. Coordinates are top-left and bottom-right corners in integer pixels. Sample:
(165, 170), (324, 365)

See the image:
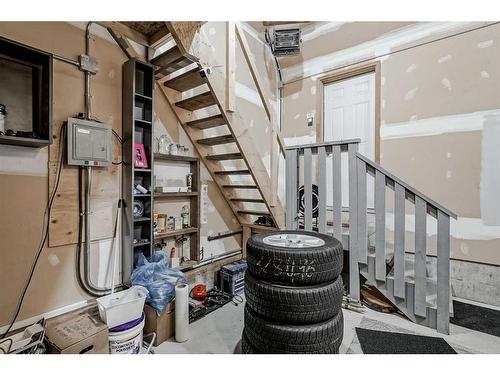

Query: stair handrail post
(348, 142), (360, 302)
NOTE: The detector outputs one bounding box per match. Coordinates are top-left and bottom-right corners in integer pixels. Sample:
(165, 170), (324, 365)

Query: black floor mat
(450, 300), (500, 337)
(355, 328), (457, 354)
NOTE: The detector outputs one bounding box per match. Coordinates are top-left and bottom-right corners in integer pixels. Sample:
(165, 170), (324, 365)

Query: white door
(324, 72), (376, 208)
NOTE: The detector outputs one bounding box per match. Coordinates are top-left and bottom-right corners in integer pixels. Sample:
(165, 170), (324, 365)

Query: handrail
(355, 152), (457, 219)
(286, 138), (361, 151)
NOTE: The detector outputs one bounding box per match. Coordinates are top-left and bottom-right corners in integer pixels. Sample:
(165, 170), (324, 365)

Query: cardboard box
(45, 305), (109, 354)
(143, 302), (174, 346)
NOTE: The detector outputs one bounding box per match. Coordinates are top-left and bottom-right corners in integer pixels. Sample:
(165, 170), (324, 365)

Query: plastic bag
(130, 251), (186, 314)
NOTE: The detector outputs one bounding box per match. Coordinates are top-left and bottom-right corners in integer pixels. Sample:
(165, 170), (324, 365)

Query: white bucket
(108, 313), (145, 354)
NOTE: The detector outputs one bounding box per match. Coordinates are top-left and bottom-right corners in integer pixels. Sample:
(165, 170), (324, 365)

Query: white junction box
(67, 117), (112, 167)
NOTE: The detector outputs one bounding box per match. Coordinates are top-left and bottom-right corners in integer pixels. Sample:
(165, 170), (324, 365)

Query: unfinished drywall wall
(0, 21), (240, 329)
(281, 21), (500, 305)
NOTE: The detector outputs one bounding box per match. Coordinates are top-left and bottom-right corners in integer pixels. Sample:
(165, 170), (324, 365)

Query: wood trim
(226, 22), (236, 112)
(235, 22), (272, 121)
(316, 61), (381, 162)
(106, 27), (145, 62)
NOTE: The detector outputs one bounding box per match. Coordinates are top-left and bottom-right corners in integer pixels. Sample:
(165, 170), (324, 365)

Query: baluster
(357, 158), (367, 263)
(285, 148), (298, 229)
(414, 196), (427, 317)
(348, 143), (359, 301)
(394, 182), (406, 299)
(304, 148), (313, 231)
(317, 146), (327, 234)
(375, 170), (386, 281)
(332, 145), (342, 240)
(437, 210), (450, 334)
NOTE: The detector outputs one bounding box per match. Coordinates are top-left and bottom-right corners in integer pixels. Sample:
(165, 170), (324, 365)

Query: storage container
(96, 286), (148, 329)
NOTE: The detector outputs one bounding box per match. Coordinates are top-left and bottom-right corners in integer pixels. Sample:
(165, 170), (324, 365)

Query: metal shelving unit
(122, 59), (154, 284)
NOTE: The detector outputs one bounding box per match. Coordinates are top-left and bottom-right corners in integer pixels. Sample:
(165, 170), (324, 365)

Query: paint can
(108, 313), (145, 354)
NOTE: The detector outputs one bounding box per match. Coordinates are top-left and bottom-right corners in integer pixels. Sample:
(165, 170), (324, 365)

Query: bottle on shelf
(181, 205), (190, 229)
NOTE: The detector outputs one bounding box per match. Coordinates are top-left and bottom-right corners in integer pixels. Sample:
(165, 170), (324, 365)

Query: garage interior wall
(0, 21), (243, 328)
(282, 21), (500, 306)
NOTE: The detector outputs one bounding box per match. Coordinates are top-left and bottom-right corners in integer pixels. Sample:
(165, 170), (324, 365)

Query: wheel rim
(262, 233), (325, 248)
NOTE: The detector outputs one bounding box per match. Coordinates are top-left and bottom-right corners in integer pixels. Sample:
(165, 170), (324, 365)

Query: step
(214, 169), (250, 175)
(238, 210), (270, 216)
(150, 45), (197, 78)
(175, 91), (216, 111)
(222, 184), (258, 189)
(164, 68), (206, 92)
(230, 198), (264, 203)
(186, 114), (226, 129)
(196, 134), (235, 146)
(206, 152), (242, 161)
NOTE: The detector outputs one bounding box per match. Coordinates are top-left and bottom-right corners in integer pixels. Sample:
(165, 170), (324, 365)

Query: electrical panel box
(66, 117), (112, 167)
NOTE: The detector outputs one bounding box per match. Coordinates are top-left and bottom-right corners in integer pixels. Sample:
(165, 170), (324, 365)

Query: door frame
(316, 61), (381, 162)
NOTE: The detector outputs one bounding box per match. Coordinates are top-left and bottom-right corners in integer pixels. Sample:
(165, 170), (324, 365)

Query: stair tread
(222, 184), (258, 189)
(214, 169), (250, 175)
(175, 91), (216, 111)
(164, 68), (206, 92)
(206, 152), (242, 161)
(230, 198), (264, 203)
(151, 45), (198, 78)
(197, 134), (235, 146)
(238, 210), (270, 216)
(186, 114), (226, 129)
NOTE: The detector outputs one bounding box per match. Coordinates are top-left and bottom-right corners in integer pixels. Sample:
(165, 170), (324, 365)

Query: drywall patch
(441, 78), (452, 91)
(208, 27), (216, 36)
(447, 152), (452, 159)
(409, 115), (418, 121)
(0, 146), (48, 177)
(48, 254), (60, 267)
(446, 170), (452, 179)
(291, 92), (300, 100)
(301, 22), (349, 42)
(293, 113), (300, 120)
(477, 40), (494, 49)
(310, 86), (317, 95)
(480, 115), (500, 225)
(404, 87), (418, 101)
(381, 109), (500, 140)
(406, 63), (417, 73)
(437, 54), (453, 63)
(459, 242), (469, 255)
(284, 134), (316, 147)
(480, 70), (490, 79)
(235, 82), (264, 109)
(384, 213), (500, 241)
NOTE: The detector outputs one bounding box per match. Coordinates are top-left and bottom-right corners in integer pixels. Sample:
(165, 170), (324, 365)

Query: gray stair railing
(285, 139), (362, 304)
(354, 152), (457, 334)
(285, 139), (456, 335)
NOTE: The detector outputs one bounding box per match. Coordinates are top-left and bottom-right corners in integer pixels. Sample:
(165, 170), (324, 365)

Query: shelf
(154, 192), (198, 198)
(154, 153), (198, 163)
(133, 193), (151, 198)
(135, 92), (152, 101)
(134, 168), (151, 172)
(135, 119), (152, 128)
(154, 227), (198, 240)
(133, 241), (151, 248)
(134, 217), (151, 223)
(0, 135), (51, 148)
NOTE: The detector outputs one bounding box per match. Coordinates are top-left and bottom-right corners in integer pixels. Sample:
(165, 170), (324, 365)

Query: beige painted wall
(0, 22), (240, 328)
(282, 22), (500, 266)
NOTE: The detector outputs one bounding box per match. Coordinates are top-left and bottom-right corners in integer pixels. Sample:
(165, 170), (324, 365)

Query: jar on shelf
(169, 143), (178, 155)
(158, 134), (172, 155)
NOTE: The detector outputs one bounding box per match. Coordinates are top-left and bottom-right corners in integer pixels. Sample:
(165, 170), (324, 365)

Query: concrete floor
(155, 298), (500, 354)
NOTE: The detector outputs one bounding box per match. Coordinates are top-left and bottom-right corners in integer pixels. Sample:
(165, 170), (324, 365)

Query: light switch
(307, 112), (314, 127)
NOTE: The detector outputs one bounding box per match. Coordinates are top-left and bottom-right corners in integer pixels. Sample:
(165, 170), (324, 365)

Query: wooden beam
(235, 22), (272, 121)
(148, 27), (172, 48)
(97, 22), (149, 46)
(106, 27), (145, 62)
(226, 22), (236, 112)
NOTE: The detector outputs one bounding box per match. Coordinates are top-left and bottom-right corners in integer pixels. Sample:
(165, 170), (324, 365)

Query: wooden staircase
(149, 34), (285, 229)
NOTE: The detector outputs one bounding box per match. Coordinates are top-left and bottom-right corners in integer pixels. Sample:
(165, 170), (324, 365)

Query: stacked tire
(242, 230), (344, 354)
